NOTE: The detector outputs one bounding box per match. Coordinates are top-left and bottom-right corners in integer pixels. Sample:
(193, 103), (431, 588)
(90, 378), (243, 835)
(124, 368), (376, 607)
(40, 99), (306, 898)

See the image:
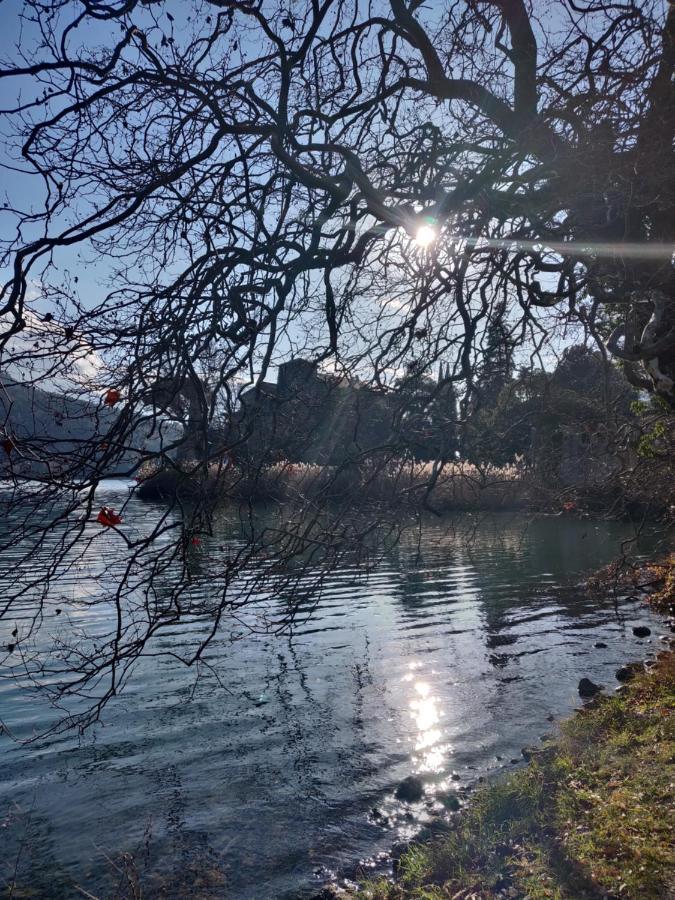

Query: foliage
(462, 345), (636, 472)
(394, 364), (458, 462)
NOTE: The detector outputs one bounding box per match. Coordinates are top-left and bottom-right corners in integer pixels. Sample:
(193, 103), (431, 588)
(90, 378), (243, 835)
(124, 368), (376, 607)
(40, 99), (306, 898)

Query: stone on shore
(616, 662), (643, 682)
(578, 677), (602, 698)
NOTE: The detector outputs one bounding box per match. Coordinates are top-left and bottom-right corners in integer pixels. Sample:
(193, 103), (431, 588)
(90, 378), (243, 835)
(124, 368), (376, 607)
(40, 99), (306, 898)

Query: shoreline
(134, 461), (669, 522)
(338, 571), (674, 900)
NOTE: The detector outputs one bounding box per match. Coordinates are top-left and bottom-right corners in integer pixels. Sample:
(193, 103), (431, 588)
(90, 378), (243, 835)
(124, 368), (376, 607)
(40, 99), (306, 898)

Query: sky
(0, 2), (140, 313)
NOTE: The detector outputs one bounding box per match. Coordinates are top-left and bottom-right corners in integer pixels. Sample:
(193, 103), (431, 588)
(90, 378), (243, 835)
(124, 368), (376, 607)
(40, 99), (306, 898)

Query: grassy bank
(357, 649), (675, 900)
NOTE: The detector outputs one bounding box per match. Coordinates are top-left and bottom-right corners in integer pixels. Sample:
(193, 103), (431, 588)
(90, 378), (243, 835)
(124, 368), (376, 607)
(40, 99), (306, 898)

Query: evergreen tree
(475, 304), (514, 410)
(395, 362), (458, 461)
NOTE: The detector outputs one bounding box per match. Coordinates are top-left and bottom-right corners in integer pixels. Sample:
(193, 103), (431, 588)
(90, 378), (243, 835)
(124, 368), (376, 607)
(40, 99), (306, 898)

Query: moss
(357, 651), (675, 900)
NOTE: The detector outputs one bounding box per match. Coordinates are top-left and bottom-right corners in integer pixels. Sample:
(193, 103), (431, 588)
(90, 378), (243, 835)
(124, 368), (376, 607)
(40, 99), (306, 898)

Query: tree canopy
(1, 0), (673, 413)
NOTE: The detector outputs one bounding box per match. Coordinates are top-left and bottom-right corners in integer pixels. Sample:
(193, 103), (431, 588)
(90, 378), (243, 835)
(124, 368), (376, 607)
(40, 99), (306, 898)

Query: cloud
(1, 309), (103, 396)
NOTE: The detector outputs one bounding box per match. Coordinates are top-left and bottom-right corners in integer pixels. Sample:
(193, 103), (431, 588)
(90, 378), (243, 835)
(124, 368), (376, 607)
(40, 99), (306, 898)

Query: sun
(415, 224), (437, 248)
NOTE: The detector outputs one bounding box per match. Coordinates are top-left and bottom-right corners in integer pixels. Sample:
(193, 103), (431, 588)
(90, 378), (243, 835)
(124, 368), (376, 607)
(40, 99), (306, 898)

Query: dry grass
(586, 554), (675, 617)
(135, 457), (531, 512)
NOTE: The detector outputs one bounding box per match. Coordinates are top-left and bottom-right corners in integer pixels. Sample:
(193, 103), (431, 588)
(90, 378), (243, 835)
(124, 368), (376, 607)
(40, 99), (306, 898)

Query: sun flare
(415, 224), (437, 248)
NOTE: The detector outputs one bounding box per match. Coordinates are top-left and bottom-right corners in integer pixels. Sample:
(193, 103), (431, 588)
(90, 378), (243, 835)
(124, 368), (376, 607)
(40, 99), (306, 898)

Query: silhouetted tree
(462, 345), (637, 474)
(474, 303), (515, 411)
(395, 362), (458, 461)
(0, 0), (673, 729)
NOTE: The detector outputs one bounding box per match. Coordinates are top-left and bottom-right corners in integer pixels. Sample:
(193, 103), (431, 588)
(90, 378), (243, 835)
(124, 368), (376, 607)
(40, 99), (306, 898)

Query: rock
(493, 873), (512, 891)
(450, 771), (461, 781)
(616, 662), (643, 682)
(395, 775), (425, 803)
(415, 822), (445, 845)
(522, 743), (556, 764)
(594, 641), (608, 649)
(633, 626), (651, 638)
(425, 816), (452, 836)
(578, 677), (602, 698)
(510, 758), (520, 765)
(441, 794), (461, 812)
(311, 888), (345, 900)
(391, 841), (410, 876)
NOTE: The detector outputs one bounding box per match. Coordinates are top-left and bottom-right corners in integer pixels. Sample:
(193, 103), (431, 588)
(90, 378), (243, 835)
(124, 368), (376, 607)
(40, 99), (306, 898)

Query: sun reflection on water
(404, 664), (451, 774)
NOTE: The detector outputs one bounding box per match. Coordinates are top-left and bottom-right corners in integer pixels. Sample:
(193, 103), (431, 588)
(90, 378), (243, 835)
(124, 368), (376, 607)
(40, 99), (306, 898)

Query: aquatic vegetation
(135, 457), (530, 513)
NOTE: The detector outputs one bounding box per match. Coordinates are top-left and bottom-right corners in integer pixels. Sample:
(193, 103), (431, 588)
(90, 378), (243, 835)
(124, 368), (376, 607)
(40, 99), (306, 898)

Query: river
(0, 479), (665, 898)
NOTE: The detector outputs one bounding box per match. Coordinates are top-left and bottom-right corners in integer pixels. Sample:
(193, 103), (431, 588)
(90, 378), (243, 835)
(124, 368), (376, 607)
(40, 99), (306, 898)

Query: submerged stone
(633, 626), (651, 638)
(370, 806), (389, 825)
(310, 887), (347, 900)
(395, 775), (424, 803)
(441, 794), (461, 812)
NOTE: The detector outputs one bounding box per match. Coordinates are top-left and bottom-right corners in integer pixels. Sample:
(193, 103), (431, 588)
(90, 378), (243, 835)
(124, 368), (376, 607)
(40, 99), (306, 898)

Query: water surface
(0, 481), (664, 898)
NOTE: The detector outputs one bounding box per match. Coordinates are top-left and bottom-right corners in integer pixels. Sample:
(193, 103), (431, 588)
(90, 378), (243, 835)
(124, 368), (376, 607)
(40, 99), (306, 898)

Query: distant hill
(1, 312), (179, 479)
(0, 375), (179, 479)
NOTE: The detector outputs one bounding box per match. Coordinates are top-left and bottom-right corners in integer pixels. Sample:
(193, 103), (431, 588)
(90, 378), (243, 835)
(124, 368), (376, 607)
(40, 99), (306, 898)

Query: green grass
(357, 651), (675, 900)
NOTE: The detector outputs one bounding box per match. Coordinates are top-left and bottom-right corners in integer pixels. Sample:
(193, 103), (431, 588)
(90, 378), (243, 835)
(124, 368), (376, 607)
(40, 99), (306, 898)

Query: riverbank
(136, 459), (530, 511)
(135, 458), (667, 519)
(355, 625), (674, 898)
